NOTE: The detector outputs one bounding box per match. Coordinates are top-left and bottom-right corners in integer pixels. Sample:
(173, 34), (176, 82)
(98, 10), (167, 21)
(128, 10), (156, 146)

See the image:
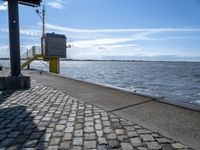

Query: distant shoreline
(0, 58), (199, 63)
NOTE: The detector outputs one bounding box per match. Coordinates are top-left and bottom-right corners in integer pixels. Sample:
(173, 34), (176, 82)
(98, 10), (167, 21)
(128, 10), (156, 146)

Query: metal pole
(42, 0), (45, 36)
(8, 0), (21, 77)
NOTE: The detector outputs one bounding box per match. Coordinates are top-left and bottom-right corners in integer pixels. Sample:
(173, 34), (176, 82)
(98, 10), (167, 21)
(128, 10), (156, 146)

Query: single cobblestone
(73, 137), (83, 146)
(140, 134), (155, 142)
(146, 141), (162, 149)
(84, 140), (97, 149)
(130, 137), (142, 147)
(172, 143), (188, 149)
(108, 140), (120, 148)
(98, 137), (107, 144)
(107, 133), (117, 140)
(121, 142), (133, 150)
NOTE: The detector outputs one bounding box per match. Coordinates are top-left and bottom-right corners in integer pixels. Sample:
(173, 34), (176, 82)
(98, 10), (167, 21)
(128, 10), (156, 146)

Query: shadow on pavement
(0, 91), (45, 149)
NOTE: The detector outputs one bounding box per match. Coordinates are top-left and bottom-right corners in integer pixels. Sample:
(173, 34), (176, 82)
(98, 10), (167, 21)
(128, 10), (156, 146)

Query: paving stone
(63, 133), (72, 141)
(43, 133), (51, 142)
(146, 141), (162, 150)
(98, 137), (107, 144)
(97, 145), (108, 150)
(52, 131), (64, 138)
(29, 132), (43, 139)
(156, 137), (172, 143)
(115, 129), (124, 135)
(161, 143), (174, 150)
(0, 134), (7, 141)
(60, 141), (71, 149)
(49, 138), (61, 145)
(65, 127), (74, 133)
(107, 133), (117, 140)
(0, 138), (14, 146)
(48, 146), (59, 150)
(74, 130), (83, 137)
(127, 131), (138, 137)
(84, 133), (96, 140)
(140, 134), (154, 142)
(96, 130), (104, 137)
(112, 123), (122, 129)
(137, 147), (147, 150)
(75, 124), (83, 130)
(108, 140), (120, 148)
(23, 139), (38, 148)
(103, 121), (111, 126)
(71, 146), (82, 150)
(121, 143), (133, 150)
(55, 125), (65, 131)
(73, 137), (83, 146)
(171, 143), (188, 149)
(95, 124), (102, 130)
(124, 126), (135, 131)
(130, 137), (142, 147)
(84, 127), (95, 133)
(137, 129), (152, 134)
(85, 121), (94, 126)
(84, 140), (97, 149)
(117, 135), (128, 142)
(103, 127), (113, 134)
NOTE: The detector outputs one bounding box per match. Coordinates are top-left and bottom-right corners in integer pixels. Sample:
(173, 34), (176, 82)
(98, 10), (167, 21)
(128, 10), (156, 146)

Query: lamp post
(35, 0), (45, 36)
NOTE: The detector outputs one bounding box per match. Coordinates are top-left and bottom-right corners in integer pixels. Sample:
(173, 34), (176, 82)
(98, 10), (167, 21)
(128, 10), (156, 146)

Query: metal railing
(21, 46), (43, 68)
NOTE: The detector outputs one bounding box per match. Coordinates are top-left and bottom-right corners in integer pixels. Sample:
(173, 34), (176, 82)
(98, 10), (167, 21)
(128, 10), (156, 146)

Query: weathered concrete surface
(113, 101), (200, 149)
(22, 69), (200, 149)
(0, 80), (191, 149)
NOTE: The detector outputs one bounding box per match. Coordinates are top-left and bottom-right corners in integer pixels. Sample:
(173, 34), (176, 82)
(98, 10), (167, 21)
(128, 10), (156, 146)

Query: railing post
(8, 0), (21, 77)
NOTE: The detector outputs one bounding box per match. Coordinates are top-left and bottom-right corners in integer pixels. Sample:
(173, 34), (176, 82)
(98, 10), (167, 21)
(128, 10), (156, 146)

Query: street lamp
(35, 0), (45, 36)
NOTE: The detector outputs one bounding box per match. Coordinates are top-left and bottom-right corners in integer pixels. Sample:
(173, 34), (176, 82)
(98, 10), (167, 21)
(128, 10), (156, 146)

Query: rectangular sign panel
(18, 0), (41, 7)
(42, 33), (67, 58)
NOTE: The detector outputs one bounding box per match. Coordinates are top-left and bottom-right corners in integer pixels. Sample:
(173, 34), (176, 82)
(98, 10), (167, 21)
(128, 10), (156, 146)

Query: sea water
(1, 60), (200, 106)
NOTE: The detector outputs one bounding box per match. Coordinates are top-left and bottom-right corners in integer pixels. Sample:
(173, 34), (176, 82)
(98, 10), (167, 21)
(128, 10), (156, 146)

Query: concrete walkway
(0, 69), (199, 149)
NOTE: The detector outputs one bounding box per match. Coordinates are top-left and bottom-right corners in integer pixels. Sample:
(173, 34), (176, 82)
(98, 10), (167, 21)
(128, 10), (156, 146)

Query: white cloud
(0, 1), (7, 11)
(47, 0), (64, 9)
(45, 23), (200, 33)
(0, 27), (41, 37)
(71, 38), (134, 48)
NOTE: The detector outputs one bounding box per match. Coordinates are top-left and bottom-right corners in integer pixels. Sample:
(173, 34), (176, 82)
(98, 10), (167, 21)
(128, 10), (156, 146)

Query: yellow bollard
(49, 58), (60, 74)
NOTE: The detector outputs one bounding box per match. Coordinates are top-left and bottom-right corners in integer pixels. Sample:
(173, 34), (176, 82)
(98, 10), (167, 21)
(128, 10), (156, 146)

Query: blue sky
(0, 0), (200, 61)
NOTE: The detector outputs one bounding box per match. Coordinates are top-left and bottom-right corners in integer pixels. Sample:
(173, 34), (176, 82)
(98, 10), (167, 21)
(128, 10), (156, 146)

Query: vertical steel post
(8, 0), (21, 77)
(49, 58), (60, 74)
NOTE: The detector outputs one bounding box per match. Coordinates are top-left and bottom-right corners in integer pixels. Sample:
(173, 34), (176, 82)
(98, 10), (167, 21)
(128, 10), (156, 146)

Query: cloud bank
(0, 1), (7, 11)
(47, 0), (65, 9)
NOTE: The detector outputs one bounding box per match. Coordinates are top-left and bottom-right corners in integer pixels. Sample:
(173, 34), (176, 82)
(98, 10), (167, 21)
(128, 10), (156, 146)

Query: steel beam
(8, 0), (21, 77)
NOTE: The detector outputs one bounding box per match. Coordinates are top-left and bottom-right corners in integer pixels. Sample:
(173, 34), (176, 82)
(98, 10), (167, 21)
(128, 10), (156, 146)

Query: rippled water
(1, 60), (200, 106)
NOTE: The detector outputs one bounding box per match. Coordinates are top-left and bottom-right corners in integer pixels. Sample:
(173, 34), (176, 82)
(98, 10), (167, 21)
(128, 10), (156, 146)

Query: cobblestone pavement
(0, 80), (192, 150)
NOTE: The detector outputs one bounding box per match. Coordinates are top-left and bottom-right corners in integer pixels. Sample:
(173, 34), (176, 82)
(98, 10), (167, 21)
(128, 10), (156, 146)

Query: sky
(0, 0), (200, 61)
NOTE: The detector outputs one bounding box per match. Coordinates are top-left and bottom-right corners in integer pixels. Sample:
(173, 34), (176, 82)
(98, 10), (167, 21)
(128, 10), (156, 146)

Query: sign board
(4, 0), (41, 7)
(18, 0), (41, 7)
(42, 33), (66, 58)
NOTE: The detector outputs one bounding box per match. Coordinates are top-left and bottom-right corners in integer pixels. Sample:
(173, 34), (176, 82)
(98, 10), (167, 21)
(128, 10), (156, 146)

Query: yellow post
(49, 58), (60, 74)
